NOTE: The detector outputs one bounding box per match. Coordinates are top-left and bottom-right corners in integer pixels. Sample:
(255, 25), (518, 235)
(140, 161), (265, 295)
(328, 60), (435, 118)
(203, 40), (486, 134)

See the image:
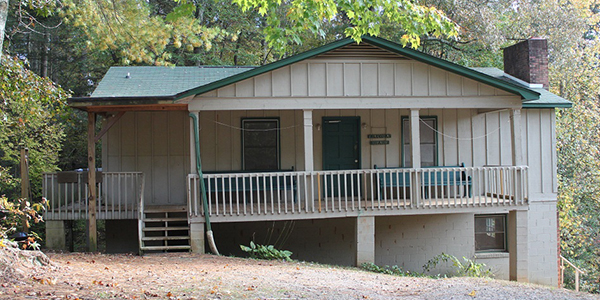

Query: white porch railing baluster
(157, 166), (529, 220)
(43, 172), (144, 220)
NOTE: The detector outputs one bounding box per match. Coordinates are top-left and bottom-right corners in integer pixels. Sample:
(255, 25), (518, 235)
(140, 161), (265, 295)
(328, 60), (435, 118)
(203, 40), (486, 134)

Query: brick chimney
(503, 38), (549, 90)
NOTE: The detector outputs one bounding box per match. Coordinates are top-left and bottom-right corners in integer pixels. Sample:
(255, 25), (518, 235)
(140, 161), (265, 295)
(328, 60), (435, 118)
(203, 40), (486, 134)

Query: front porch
(187, 165), (528, 223)
(43, 165), (528, 223)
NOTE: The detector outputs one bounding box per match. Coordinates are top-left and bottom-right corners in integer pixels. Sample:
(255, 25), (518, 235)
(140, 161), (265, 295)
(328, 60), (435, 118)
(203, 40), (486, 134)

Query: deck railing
(187, 166), (528, 219)
(43, 172), (144, 220)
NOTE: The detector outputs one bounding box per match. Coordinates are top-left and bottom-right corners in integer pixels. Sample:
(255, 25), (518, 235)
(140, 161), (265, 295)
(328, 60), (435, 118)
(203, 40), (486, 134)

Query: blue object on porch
(203, 169), (297, 200)
(374, 163), (472, 198)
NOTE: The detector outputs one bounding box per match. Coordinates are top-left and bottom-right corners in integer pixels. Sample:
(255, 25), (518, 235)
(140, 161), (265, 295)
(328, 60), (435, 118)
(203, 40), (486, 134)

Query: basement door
(322, 117), (360, 197)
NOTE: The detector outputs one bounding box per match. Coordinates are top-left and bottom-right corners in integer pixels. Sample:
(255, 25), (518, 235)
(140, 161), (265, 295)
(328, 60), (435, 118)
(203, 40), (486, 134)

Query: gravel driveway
(1, 252), (598, 299)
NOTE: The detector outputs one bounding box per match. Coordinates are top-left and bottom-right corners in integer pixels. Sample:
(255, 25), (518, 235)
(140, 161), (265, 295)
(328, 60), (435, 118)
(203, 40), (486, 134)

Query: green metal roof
(92, 66), (254, 97)
(83, 36), (571, 109)
(472, 67), (572, 108)
(174, 36), (542, 102)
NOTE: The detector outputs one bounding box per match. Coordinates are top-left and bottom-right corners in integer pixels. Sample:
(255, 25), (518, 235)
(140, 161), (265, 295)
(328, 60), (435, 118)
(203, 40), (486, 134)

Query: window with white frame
(402, 117), (438, 167)
(242, 119), (280, 171)
(475, 215), (507, 252)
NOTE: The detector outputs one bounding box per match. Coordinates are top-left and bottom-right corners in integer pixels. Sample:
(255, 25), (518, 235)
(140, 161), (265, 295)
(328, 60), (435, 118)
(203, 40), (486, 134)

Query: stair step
(140, 245), (191, 251)
(143, 217), (187, 222)
(143, 226), (189, 232)
(142, 236), (190, 241)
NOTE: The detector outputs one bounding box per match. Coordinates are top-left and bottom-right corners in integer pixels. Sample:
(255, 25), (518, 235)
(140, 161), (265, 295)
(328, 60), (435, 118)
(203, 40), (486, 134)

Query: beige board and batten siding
(103, 111), (190, 206)
(189, 58), (521, 111)
(193, 108), (556, 201)
(196, 110), (304, 172)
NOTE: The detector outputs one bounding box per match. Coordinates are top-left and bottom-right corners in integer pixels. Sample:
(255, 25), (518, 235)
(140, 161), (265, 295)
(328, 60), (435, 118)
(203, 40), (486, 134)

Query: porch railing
(187, 166), (528, 218)
(43, 172), (144, 220)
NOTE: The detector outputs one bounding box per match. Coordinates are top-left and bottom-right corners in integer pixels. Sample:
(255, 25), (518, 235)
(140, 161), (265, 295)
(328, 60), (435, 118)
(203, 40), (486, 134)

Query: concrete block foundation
(45, 220), (67, 251)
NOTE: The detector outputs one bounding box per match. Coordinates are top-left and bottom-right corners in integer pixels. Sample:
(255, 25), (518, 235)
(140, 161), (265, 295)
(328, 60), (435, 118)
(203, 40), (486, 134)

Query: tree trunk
(0, 0), (8, 59)
(41, 33), (49, 77)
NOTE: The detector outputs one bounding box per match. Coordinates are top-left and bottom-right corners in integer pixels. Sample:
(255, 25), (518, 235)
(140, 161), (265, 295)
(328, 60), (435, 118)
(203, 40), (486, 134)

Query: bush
(422, 253), (493, 278)
(361, 262), (415, 276)
(240, 241), (293, 261)
(0, 195), (46, 250)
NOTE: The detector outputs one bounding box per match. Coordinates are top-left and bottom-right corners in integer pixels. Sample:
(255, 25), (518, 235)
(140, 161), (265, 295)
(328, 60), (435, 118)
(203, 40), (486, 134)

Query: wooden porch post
(303, 110), (314, 172)
(410, 109), (421, 203)
(87, 111), (98, 252)
(509, 109), (528, 282)
(510, 109), (523, 166)
(20, 147), (30, 233)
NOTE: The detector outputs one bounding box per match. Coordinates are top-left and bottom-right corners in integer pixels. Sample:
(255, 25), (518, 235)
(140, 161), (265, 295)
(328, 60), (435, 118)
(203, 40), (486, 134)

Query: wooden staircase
(140, 206), (191, 253)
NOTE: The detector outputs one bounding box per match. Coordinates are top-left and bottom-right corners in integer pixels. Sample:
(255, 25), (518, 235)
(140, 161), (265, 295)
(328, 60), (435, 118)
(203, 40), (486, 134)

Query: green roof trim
(522, 102), (572, 108)
(472, 68), (572, 109)
(174, 36), (541, 101)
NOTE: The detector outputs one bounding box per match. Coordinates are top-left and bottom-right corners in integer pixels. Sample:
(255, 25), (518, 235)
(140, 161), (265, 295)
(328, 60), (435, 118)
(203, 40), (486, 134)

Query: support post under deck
(87, 111), (98, 252)
(509, 210), (529, 282)
(355, 216), (375, 266)
(45, 220), (66, 251)
(190, 222), (205, 253)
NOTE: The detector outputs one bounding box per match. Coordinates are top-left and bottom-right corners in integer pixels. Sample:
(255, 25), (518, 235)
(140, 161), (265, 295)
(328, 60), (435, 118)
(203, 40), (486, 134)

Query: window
(402, 117), (437, 167)
(475, 215), (507, 252)
(242, 119), (280, 171)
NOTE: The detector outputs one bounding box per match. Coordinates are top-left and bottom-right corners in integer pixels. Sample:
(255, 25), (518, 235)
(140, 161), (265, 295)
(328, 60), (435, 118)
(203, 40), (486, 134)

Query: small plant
(240, 241), (293, 261)
(0, 195), (46, 250)
(361, 262), (411, 276)
(422, 253), (493, 278)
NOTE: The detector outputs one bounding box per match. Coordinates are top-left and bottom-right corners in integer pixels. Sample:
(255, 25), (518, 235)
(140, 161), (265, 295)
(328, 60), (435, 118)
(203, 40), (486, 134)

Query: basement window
(242, 118), (280, 171)
(475, 215), (507, 252)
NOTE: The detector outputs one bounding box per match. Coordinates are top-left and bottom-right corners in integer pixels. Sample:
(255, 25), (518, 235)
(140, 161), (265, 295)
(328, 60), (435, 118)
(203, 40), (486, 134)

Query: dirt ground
(1, 252), (599, 300)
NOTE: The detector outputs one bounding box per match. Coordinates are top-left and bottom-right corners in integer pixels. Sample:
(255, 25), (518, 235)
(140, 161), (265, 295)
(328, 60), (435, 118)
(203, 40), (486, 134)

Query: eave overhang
(68, 96), (187, 112)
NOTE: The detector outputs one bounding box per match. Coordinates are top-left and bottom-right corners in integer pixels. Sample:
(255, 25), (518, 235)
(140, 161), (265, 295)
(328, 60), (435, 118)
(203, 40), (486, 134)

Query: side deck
(43, 172), (144, 220)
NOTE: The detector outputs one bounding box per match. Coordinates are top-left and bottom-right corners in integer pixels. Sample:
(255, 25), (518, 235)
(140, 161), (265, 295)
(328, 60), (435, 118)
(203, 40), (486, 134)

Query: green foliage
(422, 253), (493, 278)
(0, 195), (45, 250)
(361, 254), (492, 279)
(62, 0), (225, 65)
(0, 55), (69, 200)
(233, 0), (457, 51)
(361, 262), (416, 277)
(240, 241), (293, 261)
(555, 48), (600, 293)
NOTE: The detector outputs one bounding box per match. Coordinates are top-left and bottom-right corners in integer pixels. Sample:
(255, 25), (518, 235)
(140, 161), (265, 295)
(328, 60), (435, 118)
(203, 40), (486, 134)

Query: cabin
(43, 36), (570, 286)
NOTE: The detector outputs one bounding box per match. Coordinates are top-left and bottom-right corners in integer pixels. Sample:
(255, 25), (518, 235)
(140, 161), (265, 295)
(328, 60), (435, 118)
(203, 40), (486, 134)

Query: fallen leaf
(468, 290), (477, 297)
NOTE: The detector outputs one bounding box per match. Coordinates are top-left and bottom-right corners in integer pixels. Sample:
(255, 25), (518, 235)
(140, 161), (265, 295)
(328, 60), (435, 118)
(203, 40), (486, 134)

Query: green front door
(322, 117), (360, 197)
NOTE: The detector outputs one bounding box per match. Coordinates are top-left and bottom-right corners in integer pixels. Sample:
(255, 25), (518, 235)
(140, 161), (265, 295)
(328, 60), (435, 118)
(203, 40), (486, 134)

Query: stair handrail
(560, 255), (586, 291)
(137, 173), (145, 255)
